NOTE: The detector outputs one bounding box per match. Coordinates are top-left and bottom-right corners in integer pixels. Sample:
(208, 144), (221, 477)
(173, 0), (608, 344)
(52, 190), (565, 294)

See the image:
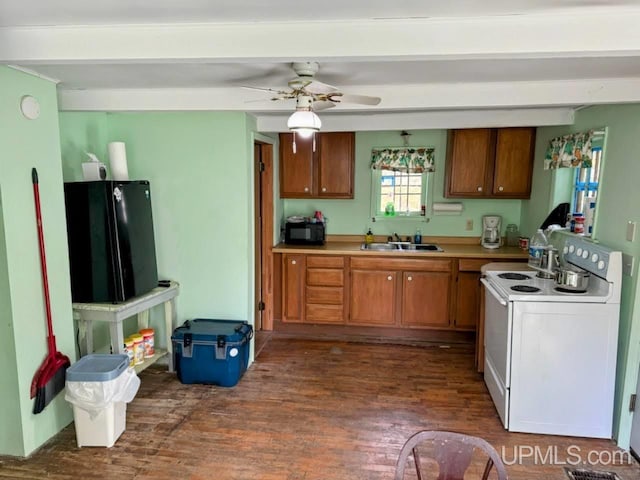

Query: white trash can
(65, 354), (140, 448)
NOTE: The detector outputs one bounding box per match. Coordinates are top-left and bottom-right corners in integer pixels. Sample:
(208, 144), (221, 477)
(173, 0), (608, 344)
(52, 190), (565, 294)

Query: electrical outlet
(627, 221), (636, 242)
(466, 219), (473, 231)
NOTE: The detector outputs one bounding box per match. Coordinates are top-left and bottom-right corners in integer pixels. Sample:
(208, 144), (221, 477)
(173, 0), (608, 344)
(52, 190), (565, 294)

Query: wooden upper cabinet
(279, 133), (314, 197)
(445, 128), (494, 197)
(492, 127), (536, 197)
(445, 127), (536, 199)
(317, 132), (355, 198)
(279, 132), (355, 198)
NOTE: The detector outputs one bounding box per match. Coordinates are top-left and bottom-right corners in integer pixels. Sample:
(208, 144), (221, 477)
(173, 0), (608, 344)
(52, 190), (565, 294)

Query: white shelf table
(72, 281), (180, 372)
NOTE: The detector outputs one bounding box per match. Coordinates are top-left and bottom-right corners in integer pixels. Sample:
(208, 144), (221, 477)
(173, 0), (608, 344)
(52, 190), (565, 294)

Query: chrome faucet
(393, 232), (402, 242)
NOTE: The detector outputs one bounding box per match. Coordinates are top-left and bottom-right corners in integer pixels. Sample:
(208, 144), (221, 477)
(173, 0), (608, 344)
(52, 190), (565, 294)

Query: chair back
(394, 430), (508, 480)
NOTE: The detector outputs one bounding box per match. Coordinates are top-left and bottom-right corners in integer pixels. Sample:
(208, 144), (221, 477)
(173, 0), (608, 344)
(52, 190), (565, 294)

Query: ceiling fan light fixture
(287, 110), (321, 138)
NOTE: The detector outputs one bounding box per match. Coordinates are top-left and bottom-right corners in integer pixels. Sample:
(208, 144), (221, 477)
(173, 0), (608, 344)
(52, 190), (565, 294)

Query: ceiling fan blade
(338, 94), (382, 106)
(313, 101), (336, 111)
(304, 80), (339, 94)
(242, 85), (291, 96)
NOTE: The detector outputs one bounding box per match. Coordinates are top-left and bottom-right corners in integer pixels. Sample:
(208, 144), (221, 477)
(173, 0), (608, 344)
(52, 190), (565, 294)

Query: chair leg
(412, 447), (424, 480)
(481, 458), (494, 480)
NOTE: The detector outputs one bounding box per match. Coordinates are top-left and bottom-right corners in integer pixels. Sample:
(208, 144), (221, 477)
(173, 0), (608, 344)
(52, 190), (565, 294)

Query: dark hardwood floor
(1, 337), (638, 479)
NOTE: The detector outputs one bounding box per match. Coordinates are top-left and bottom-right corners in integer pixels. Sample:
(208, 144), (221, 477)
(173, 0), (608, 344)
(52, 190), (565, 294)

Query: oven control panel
(563, 238), (610, 275)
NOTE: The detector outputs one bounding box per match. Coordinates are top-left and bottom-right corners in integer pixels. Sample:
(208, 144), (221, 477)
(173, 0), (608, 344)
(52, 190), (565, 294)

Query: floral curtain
(544, 130), (594, 169)
(371, 147), (435, 173)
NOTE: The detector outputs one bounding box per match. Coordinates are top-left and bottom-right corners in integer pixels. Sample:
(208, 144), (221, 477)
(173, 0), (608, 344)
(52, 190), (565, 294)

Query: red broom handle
(32, 168), (57, 355)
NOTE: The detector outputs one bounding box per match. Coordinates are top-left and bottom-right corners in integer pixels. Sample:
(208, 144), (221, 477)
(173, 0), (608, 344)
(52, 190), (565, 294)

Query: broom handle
(32, 168), (57, 355)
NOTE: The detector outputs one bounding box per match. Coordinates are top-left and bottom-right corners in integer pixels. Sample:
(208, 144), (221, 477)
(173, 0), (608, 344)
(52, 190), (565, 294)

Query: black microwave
(285, 221), (326, 245)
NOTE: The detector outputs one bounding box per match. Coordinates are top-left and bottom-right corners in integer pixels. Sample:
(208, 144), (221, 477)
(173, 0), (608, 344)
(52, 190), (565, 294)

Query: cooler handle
(235, 323), (254, 341)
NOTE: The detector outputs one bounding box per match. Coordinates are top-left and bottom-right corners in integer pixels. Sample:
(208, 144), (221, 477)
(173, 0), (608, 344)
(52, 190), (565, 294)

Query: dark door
(112, 181), (158, 300)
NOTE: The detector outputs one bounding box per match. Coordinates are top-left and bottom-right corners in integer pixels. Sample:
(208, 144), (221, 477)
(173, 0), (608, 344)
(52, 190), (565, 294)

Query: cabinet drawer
(307, 255), (344, 268)
(305, 304), (344, 323)
(306, 286), (343, 305)
(307, 268), (344, 286)
(458, 259), (491, 272)
(350, 257), (451, 272)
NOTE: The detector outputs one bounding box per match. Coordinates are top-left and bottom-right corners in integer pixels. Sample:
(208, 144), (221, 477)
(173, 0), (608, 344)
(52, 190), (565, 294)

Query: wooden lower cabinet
(282, 254), (306, 323)
(350, 269), (397, 326)
(455, 271), (482, 330)
(304, 255), (346, 324)
(402, 271), (451, 327)
(349, 257), (452, 328)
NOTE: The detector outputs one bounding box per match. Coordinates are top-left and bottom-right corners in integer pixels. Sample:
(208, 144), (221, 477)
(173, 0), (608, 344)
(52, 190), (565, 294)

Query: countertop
(273, 241), (528, 259)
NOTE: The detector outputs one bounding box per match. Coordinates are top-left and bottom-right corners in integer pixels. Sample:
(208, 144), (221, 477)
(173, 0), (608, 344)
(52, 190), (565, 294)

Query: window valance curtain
(371, 147), (435, 173)
(544, 130), (594, 169)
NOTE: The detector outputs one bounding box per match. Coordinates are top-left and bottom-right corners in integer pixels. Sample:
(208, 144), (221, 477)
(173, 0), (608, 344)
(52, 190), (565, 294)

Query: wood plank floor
(1, 337), (638, 479)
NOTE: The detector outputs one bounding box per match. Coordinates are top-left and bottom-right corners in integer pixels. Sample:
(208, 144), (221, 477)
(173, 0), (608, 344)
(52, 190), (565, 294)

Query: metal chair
(394, 430), (509, 480)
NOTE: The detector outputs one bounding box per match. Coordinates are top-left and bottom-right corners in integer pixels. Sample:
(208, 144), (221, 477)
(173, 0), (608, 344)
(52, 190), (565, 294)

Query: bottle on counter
(414, 228), (422, 244)
(528, 229), (548, 269)
(365, 228), (374, 244)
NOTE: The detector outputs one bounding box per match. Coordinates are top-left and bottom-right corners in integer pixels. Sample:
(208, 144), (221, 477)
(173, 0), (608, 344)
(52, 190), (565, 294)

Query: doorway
(254, 139), (274, 357)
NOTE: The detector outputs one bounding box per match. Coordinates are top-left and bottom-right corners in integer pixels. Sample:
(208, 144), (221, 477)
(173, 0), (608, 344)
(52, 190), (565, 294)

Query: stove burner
(554, 287), (587, 294)
(511, 285), (541, 293)
(498, 273), (532, 280)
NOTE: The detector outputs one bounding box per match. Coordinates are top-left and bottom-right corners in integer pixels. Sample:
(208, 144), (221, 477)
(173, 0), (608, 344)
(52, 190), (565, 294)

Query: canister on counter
(140, 328), (155, 358)
(124, 337), (135, 367)
(130, 333), (145, 365)
(519, 236), (529, 250)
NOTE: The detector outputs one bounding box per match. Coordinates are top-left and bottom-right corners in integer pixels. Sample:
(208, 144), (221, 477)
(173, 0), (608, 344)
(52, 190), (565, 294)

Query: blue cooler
(171, 319), (253, 387)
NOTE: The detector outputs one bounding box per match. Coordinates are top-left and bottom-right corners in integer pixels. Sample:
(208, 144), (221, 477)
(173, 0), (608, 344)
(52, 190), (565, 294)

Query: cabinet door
(279, 133), (314, 198)
(492, 127), (535, 197)
(282, 254), (306, 323)
(455, 271), (481, 330)
(445, 129), (494, 197)
(401, 271), (451, 327)
(317, 132), (355, 198)
(349, 270), (397, 326)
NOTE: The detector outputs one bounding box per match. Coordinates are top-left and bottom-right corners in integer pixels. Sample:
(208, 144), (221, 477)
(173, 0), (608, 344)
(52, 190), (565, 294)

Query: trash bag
(65, 367), (140, 419)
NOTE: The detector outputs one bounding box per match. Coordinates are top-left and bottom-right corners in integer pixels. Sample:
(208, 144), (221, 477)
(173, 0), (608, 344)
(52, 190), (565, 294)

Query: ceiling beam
(57, 78), (640, 112)
(3, 12), (640, 64)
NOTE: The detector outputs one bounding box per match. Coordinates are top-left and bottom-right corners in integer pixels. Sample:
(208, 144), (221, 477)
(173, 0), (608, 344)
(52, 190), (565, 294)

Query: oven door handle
(480, 278), (508, 306)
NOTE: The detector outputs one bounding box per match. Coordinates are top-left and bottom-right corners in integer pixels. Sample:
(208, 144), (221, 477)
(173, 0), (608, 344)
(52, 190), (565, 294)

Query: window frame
(370, 168), (433, 221)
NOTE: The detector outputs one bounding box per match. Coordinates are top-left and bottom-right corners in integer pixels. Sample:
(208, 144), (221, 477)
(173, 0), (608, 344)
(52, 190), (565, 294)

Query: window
(372, 169), (430, 218)
(572, 147), (601, 235)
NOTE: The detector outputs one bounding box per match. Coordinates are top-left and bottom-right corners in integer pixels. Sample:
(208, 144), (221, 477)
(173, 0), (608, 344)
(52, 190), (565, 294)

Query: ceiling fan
(242, 61), (382, 112)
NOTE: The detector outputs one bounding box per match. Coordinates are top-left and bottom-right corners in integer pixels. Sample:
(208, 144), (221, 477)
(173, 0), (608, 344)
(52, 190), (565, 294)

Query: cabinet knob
(477, 186), (483, 192)
(321, 187), (327, 192)
(304, 187), (309, 192)
(498, 186), (504, 192)
(407, 276), (413, 281)
(291, 260), (297, 265)
(387, 275), (393, 281)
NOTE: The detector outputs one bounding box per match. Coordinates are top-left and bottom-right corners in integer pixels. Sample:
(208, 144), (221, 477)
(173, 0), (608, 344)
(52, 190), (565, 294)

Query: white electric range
(480, 236), (622, 438)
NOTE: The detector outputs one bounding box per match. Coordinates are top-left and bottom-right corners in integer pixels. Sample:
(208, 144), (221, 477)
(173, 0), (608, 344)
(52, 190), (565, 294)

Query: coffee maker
(481, 215), (502, 249)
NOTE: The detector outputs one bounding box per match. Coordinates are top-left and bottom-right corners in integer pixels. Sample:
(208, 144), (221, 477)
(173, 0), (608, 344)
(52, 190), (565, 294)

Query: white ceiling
(3, 0), (640, 130)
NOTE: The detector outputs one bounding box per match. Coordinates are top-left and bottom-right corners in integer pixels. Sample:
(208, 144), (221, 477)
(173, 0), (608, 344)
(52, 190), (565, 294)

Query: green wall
(0, 66), (75, 456)
(284, 130), (523, 238)
(523, 104), (640, 448)
(58, 112), (258, 354)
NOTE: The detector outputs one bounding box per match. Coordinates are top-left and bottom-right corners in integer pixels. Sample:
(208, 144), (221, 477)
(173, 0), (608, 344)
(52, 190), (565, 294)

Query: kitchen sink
(360, 242), (443, 252)
(360, 242), (400, 251)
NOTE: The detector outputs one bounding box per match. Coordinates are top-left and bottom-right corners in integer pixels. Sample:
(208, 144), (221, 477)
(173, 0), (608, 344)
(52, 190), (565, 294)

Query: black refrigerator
(64, 180), (158, 303)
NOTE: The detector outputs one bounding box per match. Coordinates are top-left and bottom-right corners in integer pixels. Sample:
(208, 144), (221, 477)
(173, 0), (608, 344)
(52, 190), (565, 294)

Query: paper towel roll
(108, 142), (129, 180)
(432, 202), (463, 215)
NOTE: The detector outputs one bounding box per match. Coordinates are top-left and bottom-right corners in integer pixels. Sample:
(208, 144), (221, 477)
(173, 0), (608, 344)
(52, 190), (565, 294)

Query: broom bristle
(33, 364), (69, 414)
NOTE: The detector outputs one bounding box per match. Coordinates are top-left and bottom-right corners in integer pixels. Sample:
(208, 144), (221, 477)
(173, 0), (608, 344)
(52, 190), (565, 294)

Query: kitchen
(2, 1), (640, 478)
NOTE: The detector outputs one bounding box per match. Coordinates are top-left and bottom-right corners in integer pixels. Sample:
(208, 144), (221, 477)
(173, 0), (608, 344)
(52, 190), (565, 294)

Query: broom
(30, 168), (71, 414)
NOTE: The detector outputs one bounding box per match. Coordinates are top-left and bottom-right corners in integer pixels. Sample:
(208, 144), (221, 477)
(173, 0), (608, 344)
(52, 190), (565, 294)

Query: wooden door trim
(255, 140), (275, 331)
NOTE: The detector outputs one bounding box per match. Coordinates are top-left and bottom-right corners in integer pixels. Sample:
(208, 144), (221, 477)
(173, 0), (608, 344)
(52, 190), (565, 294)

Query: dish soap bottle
(365, 228), (374, 244)
(414, 228), (422, 244)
